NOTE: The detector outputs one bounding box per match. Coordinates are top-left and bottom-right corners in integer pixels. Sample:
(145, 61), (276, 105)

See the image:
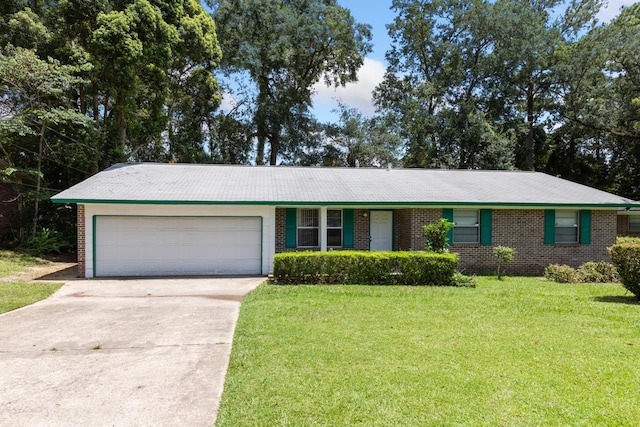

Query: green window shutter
(442, 208), (454, 244)
(343, 209), (354, 248)
(544, 209), (555, 245)
(480, 209), (492, 245)
(580, 210), (592, 245)
(285, 208), (297, 248)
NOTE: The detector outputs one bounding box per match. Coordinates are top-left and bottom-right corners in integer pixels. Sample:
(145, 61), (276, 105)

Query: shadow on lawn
(593, 295), (640, 305)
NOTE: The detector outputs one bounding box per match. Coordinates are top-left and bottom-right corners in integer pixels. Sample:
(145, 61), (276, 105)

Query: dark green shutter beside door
(580, 210), (591, 245)
(343, 209), (354, 248)
(285, 208), (297, 248)
(480, 209), (492, 245)
(544, 209), (555, 245)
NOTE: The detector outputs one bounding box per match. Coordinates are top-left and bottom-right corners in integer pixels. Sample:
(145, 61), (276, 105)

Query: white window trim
(453, 209), (479, 244)
(297, 208), (319, 248)
(296, 208), (343, 249)
(555, 210), (579, 244)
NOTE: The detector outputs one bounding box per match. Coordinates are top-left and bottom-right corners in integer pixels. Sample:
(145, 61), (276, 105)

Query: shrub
(452, 271), (476, 288)
(422, 219), (454, 253)
(493, 245), (516, 280)
(609, 243), (640, 299)
(272, 250), (461, 286)
(544, 264), (581, 283)
(577, 261), (618, 283)
(617, 236), (640, 244)
(22, 228), (70, 256)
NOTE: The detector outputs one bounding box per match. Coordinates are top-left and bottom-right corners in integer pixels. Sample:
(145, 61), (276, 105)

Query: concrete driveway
(0, 277), (264, 426)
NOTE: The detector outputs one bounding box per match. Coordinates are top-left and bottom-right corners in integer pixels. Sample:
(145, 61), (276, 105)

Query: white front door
(370, 210), (393, 251)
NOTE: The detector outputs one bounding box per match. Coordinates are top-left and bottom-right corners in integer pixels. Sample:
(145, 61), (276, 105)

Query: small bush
(422, 219), (454, 253)
(609, 243), (640, 299)
(544, 264), (581, 283)
(545, 262), (619, 284)
(452, 271), (476, 288)
(493, 245), (516, 280)
(273, 250), (460, 286)
(577, 261), (618, 283)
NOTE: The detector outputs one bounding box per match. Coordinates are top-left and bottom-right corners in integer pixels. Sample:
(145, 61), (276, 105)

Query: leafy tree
(375, 0), (602, 171)
(493, 245), (516, 280)
(322, 103), (401, 168)
(210, 0), (372, 165)
(0, 46), (93, 237)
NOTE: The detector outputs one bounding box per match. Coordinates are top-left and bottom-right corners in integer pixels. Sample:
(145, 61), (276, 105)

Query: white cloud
(312, 57), (386, 117)
(597, 0), (636, 23)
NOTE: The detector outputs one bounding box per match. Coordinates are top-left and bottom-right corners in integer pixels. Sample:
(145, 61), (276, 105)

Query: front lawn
(0, 250), (63, 314)
(216, 277), (640, 426)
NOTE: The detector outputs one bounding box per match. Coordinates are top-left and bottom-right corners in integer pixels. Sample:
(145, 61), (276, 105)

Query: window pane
(298, 228), (319, 247)
(298, 209), (319, 227)
(454, 209), (478, 226)
(327, 210), (342, 228)
(327, 229), (342, 247)
(556, 227), (578, 243)
(556, 211), (578, 227)
(630, 216), (640, 232)
(454, 227), (478, 243)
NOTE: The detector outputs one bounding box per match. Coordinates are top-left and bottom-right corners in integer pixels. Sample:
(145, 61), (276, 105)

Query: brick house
(52, 163), (640, 278)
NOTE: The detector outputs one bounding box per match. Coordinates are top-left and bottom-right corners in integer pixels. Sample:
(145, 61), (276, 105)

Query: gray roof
(51, 163), (639, 208)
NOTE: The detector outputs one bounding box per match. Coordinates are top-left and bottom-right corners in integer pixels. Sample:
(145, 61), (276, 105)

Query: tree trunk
(269, 124), (280, 166)
(32, 120), (46, 236)
(255, 75), (269, 166)
(526, 82), (535, 171)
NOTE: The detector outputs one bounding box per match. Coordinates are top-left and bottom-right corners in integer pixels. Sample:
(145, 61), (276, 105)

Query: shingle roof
(51, 163), (639, 207)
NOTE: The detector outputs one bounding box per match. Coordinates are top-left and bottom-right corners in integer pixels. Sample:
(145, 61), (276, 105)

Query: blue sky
(311, 0), (637, 123)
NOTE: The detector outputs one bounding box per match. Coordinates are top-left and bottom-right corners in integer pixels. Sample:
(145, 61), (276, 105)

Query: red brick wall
(274, 207), (617, 275)
(77, 204), (85, 277)
(617, 215), (640, 237)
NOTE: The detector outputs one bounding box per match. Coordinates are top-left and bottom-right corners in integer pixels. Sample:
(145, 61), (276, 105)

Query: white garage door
(95, 216), (262, 276)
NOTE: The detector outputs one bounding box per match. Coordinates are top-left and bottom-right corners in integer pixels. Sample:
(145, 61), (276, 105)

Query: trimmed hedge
(609, 243), (640, 299)
(272, 251), (459, 286)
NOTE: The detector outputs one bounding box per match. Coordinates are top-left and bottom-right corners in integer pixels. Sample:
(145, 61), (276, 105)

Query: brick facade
(77, 204), (85, 277)
(274, 207), (618, 275)
(617, 215), (640, 237)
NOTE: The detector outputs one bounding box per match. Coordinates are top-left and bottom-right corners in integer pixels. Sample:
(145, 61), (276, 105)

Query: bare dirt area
(1, 255), (78, 283)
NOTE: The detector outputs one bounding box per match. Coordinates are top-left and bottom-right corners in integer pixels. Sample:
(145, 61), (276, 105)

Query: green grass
(0, 250), (62, 314)
(0, 250), (47, 276)
(216, 277), (640, 426)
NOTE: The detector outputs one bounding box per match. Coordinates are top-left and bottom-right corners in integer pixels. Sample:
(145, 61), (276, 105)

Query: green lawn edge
(217, 277), (640, 426)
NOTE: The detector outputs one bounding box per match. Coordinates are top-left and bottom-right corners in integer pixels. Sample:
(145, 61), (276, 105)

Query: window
(630, 216), (640, 233)
(297, 208), (319, 247)
(555, 210), (578, 243)
(453, 209), (479, 243)
(327, 209), (342, 247)
(295, 208), (343, 248)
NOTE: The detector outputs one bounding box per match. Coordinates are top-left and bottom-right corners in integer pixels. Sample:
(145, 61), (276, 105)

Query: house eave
(50, 198), (640, 209)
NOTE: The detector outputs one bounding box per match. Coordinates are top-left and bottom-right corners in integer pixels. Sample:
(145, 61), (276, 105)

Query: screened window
(556, 210), (578, 243)
(629, 216), (640, 233)
(453, 209), (479, 244)
(327, 209), (342, 247)
(297, 208), (319, 247)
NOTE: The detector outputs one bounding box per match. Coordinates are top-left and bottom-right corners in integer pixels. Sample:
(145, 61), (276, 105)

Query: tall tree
(375, 0), (602, 171)
(210, 0), (372, 165)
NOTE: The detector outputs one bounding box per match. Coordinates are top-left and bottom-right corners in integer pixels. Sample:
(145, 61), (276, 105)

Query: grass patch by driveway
(0, 251), (63, 314)
(216, 277), (640, 426)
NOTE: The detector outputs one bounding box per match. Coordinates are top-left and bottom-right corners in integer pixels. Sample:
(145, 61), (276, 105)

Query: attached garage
(94, 216), (262, 277)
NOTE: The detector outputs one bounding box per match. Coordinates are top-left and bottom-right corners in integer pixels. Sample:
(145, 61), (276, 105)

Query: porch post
(320, 206), (327, 251)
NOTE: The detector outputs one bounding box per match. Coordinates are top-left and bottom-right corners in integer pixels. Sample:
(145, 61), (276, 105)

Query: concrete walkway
(0, 277), (264, 426)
